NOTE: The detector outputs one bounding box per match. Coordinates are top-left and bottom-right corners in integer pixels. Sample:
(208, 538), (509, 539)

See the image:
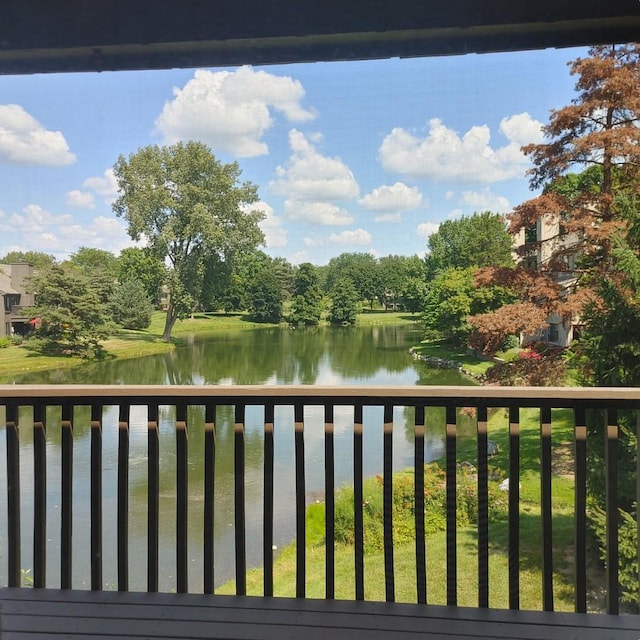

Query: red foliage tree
(469, 44), (640, 357)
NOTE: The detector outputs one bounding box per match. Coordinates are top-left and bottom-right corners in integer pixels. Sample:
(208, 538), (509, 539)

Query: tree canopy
(112, 141), (264, 340)
(425, 211), (513, 279)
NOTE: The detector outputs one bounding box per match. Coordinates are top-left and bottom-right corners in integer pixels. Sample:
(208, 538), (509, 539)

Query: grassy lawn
(218, 405), (582, 611)
(411, 339), (496, 377)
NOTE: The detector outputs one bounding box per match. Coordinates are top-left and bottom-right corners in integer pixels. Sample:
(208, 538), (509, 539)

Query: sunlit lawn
(218, 406), (582, 611)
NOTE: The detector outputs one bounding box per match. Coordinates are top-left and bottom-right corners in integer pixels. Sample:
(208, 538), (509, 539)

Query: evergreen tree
(328, 277), (359, 325)
(290, 263), (323, 325)
(29, 265), (113, 358)
(109, 278), (155, 330)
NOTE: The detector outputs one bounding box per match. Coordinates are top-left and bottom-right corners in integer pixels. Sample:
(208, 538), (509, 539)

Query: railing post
(6, 402), (21, 587)
(90, 403), (103, 591)
(33, 403), (47, 588)
(295, 404), (306, 598)
(445, 404), (457, 607)
(414, 405), (427, 605)
(234, 404), (246, 596)
(540, 405), (553, 611)
(204, 402), (217, 595)
(574, 407), (587, 613)
(263, 404), (274, 597)
(383, 403), (395, 603)
(176, 402), (188, 594)
(147, 403), (159, 593)
(605, 408), (619, 614)
(324, 404), (335, 600)
(476, 404), (489, 609)
(117, 403), (130, 592)
(354, 403), (364, 601)
(61, 402), (74, 589)
(508, 405), (520, 610)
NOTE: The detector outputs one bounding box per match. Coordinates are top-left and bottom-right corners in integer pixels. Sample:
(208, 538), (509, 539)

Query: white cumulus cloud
(5, 204), (73, 233)
(0, 104), (75, 165)
(155, 67), (315, 157)
(358, 182), (423, 212)
(460, 188), (511, 213)
(417, 221), (440, 240)
(328, 229), (372, 246)
(379, 113), (544, 183)
(252, 201), (288, 248)
(284, 200), (353, 226)
(66, 190), (96, 209)
(271, 130), (359, 202)
(83, 169), (119, 202)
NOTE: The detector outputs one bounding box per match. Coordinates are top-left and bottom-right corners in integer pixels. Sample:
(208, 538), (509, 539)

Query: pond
(0, 323), (476, 591)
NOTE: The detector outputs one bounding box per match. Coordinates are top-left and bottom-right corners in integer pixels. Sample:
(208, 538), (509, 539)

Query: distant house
(512, 213), (580, 348)
(0, 262), (36, 337)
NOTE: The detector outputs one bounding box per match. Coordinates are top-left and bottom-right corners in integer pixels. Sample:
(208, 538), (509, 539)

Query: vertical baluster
(117, 404), (130, 592)
(33, 403), (47, 588)
(234, 404), (246, 596)
(324, 404), (335, 600)
(637, 411), (640, 614)
(605, 408), (619, 614)
(574, 406), (587, 613)
(508, 405), (520, 610)
(383, 403), (395, 602)
(6, 403), (20, 587)
(90, 403), (103, 591)
(176, 403), (188, 594)
(147, 403), (159, 593)
(445, 404), (457, 607)
(476, 405), (489, 609)
(354, 404), (364, 601)
(414, 405), (426, 605)
(540, 405), (553, 611)
(204, 403), (216, 594)
(263, 404), (274, 597)
(61, 402), (73, 589)
(295, 404), (306, 598)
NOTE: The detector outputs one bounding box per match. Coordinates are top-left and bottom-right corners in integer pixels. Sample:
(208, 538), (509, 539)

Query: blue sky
(0, 47), (584, 265)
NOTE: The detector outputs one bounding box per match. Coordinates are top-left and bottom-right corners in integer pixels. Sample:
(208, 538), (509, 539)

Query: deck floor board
(2, 589), (640, 640)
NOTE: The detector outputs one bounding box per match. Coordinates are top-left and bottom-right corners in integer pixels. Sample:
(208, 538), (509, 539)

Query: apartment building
(0, 262), (36, 337)
(512, 213), (580, 347)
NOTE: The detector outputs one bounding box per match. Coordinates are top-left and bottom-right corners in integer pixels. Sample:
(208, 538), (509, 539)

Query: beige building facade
(0, 263), (36, 337)
(513, 214), (580, 348)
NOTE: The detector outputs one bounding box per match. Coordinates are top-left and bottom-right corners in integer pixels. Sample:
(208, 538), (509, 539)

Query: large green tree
(0, 251), (56, 271)
(424, 211), (513, 279)
(113, 141), (264, 340)
(117, 247), (166, 306)
(290, 262), (323, 325)
(324, 252), (381, 309)
(29, 265), (113, 358)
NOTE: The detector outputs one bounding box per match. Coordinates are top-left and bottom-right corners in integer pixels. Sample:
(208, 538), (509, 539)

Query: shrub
(331, 463), (507, 552)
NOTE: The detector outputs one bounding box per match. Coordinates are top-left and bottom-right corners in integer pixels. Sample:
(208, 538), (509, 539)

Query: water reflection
(0, 324), (476, 591)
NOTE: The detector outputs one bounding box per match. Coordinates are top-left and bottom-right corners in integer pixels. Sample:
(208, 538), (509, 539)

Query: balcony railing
(1, 385), (639, 616)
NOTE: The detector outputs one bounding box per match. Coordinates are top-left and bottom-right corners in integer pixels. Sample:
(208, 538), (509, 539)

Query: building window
(525, 225), (537, 244)
(548, 323), (560, 343)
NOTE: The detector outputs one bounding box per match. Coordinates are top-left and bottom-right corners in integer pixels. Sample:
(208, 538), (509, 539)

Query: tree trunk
(162, 304), (178, 341)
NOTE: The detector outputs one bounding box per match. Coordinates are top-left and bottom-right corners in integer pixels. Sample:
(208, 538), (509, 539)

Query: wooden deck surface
(2, 589), (640, 640)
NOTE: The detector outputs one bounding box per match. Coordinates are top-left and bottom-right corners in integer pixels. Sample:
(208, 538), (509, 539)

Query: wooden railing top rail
(0, 384), (639, 403)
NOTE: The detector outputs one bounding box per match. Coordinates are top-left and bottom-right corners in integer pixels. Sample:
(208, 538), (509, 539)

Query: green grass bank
(218, 406), (584, 611)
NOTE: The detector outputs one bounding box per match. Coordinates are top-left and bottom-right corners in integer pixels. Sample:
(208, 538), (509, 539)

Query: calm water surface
(0, 324), (475, 591)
